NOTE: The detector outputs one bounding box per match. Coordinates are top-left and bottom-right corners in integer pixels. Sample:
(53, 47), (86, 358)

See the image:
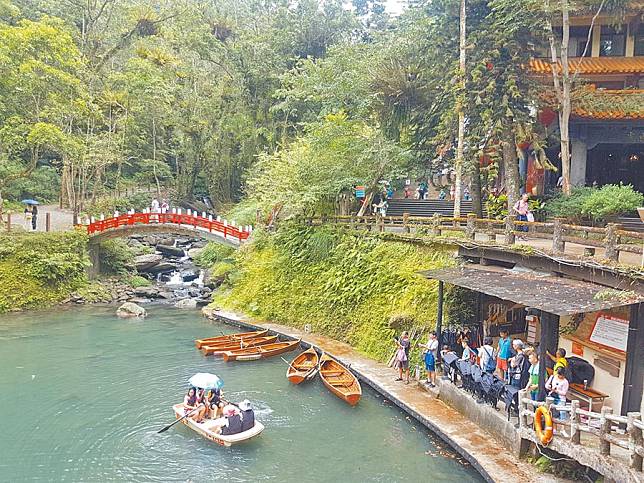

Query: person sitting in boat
(206, 388), (224, 419)
(219, 405), (243, 435)
(239, 399), (255, 432)
(183, 387), (200, 420)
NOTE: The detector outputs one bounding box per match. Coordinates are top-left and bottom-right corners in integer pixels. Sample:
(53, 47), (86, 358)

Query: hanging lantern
(538, 108), (557, 126)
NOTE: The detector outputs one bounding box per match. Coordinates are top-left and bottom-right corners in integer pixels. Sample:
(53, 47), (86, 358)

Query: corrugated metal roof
(530, 57), (644, 75)
(420, 265), (644, 316)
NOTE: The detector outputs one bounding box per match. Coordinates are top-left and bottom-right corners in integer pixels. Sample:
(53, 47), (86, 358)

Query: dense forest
(0, 0), (635, 222)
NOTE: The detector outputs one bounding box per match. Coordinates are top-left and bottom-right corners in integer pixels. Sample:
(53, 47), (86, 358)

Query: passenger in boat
(193, 388), (208, 423)
(219, 405), (243, 435)
(239, 400), (255, 432)
(183, 387), (200, 419)
(206, 388), (224, 419)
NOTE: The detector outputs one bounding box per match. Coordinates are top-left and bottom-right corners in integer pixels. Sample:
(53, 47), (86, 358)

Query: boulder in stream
(134, 286), (162, 298)
(174, 298), (198, 309)
(116, 302), (147, 318)
(156, 244), (185, 257)
(187, 247), (204, 259)
(134, 254), (163, 272)
(148, 262), (178, 274)
(182, 271), (199, 283)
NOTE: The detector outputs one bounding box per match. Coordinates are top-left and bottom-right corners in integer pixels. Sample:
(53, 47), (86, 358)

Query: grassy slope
(0, 231), (89, 312)
(212, 224), (454, 362)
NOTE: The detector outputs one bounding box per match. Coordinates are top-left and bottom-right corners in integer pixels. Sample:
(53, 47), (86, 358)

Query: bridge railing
(77, 209), (252, 243)
(304, 214), (644, 264)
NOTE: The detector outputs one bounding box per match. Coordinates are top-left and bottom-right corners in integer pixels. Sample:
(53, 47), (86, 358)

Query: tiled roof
(572, 89), (644, 120)
(530, 57), (644, 75)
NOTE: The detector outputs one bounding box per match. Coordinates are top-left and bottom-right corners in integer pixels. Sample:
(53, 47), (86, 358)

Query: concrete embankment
(203, 307), (561, 483)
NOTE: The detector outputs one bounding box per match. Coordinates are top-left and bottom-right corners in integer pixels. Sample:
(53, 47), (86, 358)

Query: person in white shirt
(478, 337), (496, 374)
(420, 331), (439, 387)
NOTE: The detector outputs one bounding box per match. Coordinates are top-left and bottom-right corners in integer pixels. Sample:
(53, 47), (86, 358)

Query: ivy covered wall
(0, 231), (89, 312)
(211, 225), (455, 362)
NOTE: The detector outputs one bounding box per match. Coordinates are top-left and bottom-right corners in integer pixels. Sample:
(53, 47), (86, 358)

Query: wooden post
(600, 406), (613, 456)
(605, 223), (620, 262)
(466, 213), (476, 240)
(539, 311), (560, 400)
(518, 389), (528, 428)
(436, 280), (444, 363)
(6, 211), (11, 232)
(431, 213), (442, 236)
(403, 212), (410, 234)
(627, 412), (643, 471)
(504, 215), (516, 245)
(552, 218), (565, 255)
(570, 399), (581, 444)
(45, 212), (51, 232)
(623, 303), (644, 415)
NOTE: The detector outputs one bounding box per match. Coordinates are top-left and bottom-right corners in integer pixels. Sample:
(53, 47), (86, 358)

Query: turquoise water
(0, 306), (483, 482)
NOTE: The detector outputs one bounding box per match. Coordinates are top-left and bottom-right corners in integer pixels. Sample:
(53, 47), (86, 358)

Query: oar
(158, 403), (203, 434)
(280, 356), (298, 372)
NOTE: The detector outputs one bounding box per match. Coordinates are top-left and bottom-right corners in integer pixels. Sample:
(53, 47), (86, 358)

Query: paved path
(204, 308), (566, 483)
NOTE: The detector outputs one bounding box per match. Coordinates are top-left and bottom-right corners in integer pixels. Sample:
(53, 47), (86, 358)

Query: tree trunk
(152, 117), (162, 197)
(559, 3), (572, 195)
(470, 160), (483, 217)
(453, 0), (467, 218)
(502, 127), (520, 213)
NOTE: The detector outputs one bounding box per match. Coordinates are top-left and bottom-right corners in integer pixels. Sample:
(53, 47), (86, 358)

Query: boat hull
(201, 335), (278, 356)
(195, 329), (268, 349)
(222, 340), (300, 362)
(319, 355), (362, 406)
(286, 347), (319, 384)
(171, 404), (264, 447)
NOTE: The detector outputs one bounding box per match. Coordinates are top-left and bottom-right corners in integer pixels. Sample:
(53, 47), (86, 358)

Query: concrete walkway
(204, 308), (565, 483)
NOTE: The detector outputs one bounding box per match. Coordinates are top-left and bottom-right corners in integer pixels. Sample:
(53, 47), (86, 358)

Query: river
(0, 306), (484, 482)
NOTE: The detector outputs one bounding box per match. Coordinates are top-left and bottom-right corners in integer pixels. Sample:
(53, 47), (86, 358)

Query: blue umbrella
(21, 199), (40, 205)
(188, 372), (224, 390)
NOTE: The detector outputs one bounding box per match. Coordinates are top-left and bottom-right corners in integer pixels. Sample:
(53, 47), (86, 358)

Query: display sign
(589, 314), (629, 352)
(355, 186), (365, 198)
(572, 341), (584, 357)
(526, 315), (538, 344)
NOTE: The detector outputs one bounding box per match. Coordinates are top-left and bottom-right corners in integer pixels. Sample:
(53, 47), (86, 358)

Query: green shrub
(486, 193), (545, 220)
(223, 198), (261, 227)
(86, 192), (152, 217)
(98, 239), (134, 275)
(128, 275), (151, 288)
(0, 230), (88, 312)
(213, 223), (454, 362)
(74, 282), (111, 303)
(194, 242), (235, 268)
(545, 184), (643, 223)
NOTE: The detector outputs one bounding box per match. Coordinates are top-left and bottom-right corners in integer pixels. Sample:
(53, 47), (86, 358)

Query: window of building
(635, 24), (644, 57)
(600, 25), (626, 57)
(568, 26), (593, 57)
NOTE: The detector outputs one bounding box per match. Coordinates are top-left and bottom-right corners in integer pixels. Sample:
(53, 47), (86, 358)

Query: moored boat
(222, 339), (301, 362)
(318, 353), (362, 406)
(195, 329), (268, 349)
(201, 335), (278, 356)
(171, 404), (264, 447)
(286, 346), (319, 384)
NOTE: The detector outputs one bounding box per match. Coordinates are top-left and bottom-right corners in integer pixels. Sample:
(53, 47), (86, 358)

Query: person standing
(525, 351), (540, 401)
(512, 193), (530, 234)
(460, 338), (473, 362)
(496, 329), (512, 381)
(23, 207), (32, 230)
(546, 367), (570, 428)
(508, 339), (529, 389)
(31, 205), (38, 231)
(478, 337), (496, 374)
(160, 199), (169, 214)
(420, 331), (439, 387)
(394, 331), (411, 384)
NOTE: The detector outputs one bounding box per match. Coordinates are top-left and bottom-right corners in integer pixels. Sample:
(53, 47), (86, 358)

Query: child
(525, 351), (540, 401)
(496, 329), (512, 381)
(420, 331), (439, 387)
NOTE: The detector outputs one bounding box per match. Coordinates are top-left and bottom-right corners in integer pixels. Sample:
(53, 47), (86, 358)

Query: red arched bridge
(78, 210), (252, 246)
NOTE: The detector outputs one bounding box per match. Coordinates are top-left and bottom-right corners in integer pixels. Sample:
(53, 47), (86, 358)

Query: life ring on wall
(534, 406), (554, 445)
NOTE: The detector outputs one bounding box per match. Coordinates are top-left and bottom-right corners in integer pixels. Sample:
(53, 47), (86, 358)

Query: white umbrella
(188, 372), (224, 390)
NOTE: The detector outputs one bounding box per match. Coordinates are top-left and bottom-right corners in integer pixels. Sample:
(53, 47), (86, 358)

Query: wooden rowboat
(171, 404), (264, 447)
(195, 329), (268, 349)
(222, 339), (301, 362)
(201, 335), (278, 356)
(319, 353), (362, 406)
(286, 347), (319, 384)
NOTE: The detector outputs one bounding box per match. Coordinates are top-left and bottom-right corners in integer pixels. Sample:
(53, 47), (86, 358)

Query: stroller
(442, 352), (459, 383)
(482, 374), (507, 408)
(470, 364), (485, 400)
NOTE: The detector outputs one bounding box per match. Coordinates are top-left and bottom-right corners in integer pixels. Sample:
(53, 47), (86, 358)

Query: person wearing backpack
(478, 337), (496, 374)
(509, 339), (530, 389)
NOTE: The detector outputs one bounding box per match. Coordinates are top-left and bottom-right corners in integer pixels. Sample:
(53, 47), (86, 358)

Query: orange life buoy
(534, 406), (554, 445)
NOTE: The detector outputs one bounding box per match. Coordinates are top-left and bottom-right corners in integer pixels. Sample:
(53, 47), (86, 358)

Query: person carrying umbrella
(21, 200), (39, 231)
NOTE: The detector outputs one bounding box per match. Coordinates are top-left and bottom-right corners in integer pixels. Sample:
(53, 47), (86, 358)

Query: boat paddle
(157, 403), (203, 434)
(280, 356), (298, 372)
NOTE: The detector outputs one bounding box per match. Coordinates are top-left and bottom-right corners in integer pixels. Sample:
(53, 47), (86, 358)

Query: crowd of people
(392, 328), (571, 416)
(182, 386), (256, 435)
